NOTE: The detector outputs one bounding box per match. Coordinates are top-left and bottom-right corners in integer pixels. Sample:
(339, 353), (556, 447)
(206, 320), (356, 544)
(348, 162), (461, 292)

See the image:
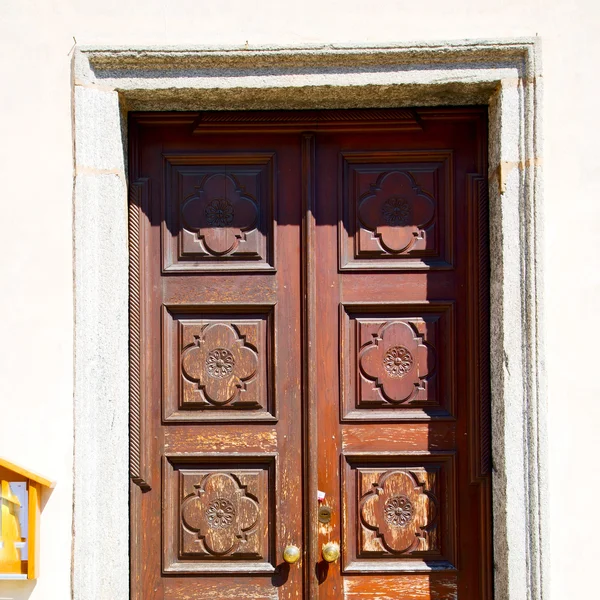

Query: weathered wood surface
(129, 108), (491, 599)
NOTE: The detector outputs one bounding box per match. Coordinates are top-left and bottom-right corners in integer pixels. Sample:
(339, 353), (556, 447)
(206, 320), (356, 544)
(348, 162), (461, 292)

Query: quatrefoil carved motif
(359, 320), (433, 404)
(181, 173), (259, 256)
(181, 473), (260, 556)
(357, 171), (435, 254)
(360, 470), (437, 556)
(182, 323), (258, 406)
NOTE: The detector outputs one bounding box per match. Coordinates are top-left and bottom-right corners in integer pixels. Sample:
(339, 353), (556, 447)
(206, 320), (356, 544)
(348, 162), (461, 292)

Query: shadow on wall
(0, 580), (37, 600)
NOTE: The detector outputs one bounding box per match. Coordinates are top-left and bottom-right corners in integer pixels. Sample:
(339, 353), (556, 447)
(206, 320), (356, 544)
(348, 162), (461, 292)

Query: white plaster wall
(0, 1), (598, 599)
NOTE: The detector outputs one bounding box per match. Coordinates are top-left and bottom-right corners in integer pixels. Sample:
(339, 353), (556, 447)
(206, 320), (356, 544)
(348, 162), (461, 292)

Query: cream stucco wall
(0, 2), (598, 599)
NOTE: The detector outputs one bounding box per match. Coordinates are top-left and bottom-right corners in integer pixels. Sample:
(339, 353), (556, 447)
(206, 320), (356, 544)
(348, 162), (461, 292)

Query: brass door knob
(283, 545), (301, 564)
(321, 541), (340, 563)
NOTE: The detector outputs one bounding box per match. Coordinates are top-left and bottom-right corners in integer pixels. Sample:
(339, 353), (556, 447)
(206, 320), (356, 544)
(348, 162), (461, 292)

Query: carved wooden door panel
(129, 109), (491, 600)
(309, 111), (491, 599)
(130, 118), (305, 600)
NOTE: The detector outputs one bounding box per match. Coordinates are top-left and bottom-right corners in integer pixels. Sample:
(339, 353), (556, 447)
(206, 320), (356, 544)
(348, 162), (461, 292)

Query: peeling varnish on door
(344, 575), (457, 599)
(165, 429), (277, 452)
(167, 582), (279, 600)
(341, 425), (453, 451)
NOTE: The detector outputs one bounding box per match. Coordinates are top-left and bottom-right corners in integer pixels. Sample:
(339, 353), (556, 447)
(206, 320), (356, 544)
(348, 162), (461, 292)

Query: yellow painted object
(0, 480), (23, 574)
(0, 458), (54, 579)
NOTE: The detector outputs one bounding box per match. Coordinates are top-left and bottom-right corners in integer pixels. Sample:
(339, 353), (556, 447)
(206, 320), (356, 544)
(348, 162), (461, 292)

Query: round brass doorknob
(322, 541), (340, 563)
(283, 545), (301, 564)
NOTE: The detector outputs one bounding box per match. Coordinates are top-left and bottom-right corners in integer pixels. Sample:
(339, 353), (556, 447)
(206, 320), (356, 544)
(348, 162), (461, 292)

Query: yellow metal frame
(0, 458), (54, 580)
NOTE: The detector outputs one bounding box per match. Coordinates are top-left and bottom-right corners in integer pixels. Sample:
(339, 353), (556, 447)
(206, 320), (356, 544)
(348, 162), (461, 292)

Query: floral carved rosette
(359, 320), (434, 404)
(181, 173), (259, 256)
(359, 469), (437, 556)
(182, 322), (259, 406)
(181, 472), (260, 556)
(357, 170), (435, 254)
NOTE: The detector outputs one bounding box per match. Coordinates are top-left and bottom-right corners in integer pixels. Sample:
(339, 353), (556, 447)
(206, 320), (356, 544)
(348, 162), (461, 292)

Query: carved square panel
(163, 154), (275, 272)
(164, 455), (276, 574)
(341, 303), (455, 421)
(342, 454), (456, 573)
(339, 151), (453, 270)
(163, 305), (275, 422)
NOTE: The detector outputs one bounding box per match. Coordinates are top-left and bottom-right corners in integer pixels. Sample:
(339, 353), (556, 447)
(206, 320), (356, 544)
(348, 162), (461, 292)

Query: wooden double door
(129, 108), (491, 599)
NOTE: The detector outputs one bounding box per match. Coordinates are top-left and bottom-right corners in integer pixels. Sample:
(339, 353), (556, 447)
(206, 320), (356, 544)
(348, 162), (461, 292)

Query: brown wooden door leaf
(129, 108), (491, 600)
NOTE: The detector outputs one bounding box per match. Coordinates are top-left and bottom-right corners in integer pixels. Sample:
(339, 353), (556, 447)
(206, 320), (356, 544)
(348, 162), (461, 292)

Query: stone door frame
(72, 39), (546, 600)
